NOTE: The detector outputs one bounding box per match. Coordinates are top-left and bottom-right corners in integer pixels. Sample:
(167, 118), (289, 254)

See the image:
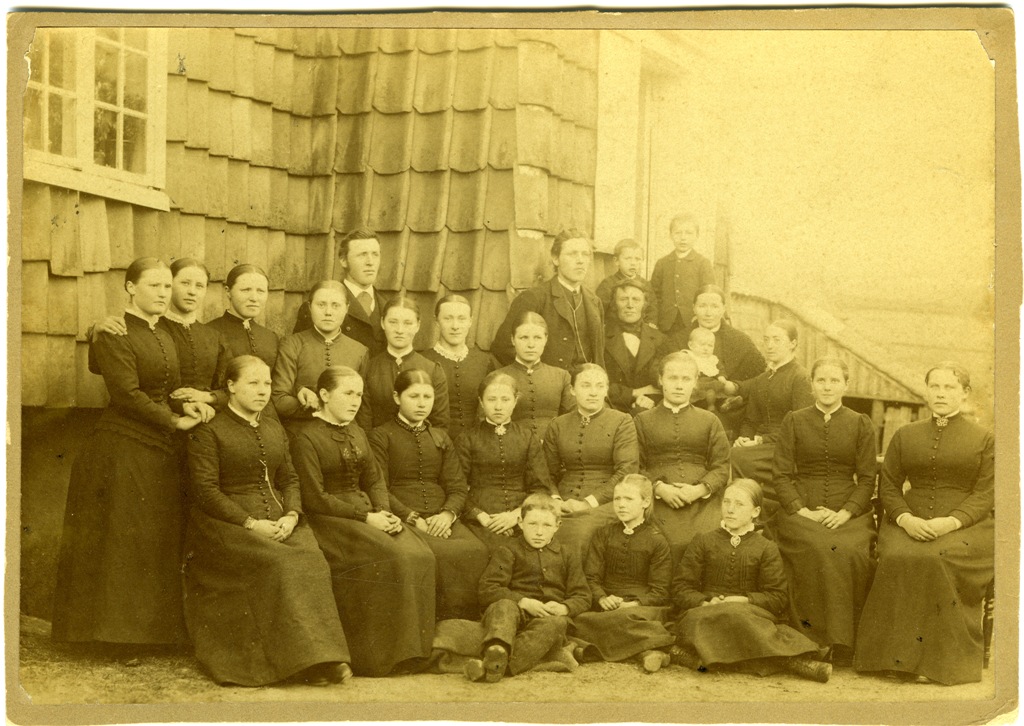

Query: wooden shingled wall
(19, 27), (602, 408)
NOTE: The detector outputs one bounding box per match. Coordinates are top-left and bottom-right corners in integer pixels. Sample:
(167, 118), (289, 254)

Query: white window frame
(23, 27), (169, 211)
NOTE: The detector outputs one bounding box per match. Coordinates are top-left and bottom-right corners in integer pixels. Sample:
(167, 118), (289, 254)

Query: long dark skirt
(553, 504), (619, 558)
(51, 430), (187, 644)
(651, 497), (723, 563)
(674, 602), (819, 667)
(309, 514), (436, 676)
(183, 512), (350, 686)
(572, 606), (675, 661)
(409, 522), (490, 620)
(774, 510), (876, 649)
(854, 517), (994, 685)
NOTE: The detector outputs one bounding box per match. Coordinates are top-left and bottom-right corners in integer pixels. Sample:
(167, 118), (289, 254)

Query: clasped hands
(414, 510), (455, 538)
(476, 510), (519, 536)
(796, 506), (852, 529)
(518, 598), (569, 618)
(598, 595), (640, 612)
(655, 482), (708, 510)
(898, 514), (960, 541)
(248, 513), (299, 542)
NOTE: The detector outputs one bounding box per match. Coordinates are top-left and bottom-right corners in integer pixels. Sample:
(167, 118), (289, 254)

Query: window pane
(124, 53), (147, 112)
(48, 30), (76, 90)
(48, 94), (64, 154)
(97, 28), (119, 42)
(25, 87), (43, 150)
(124, 115), (146, 174)
(94, 107), (118, 167)
(95, 41), (119, 106)
(124, 29), (147, 51)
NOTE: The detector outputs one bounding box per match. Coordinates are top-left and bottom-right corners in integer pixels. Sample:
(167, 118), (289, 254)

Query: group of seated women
(50, 255), (994, 690)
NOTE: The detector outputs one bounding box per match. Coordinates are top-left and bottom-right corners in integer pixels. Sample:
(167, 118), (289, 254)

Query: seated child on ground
(571, 475), (676, 672)
(669, 479), (832, 683)
(686, 327), (728, 411)
(466, 494), (591, 682)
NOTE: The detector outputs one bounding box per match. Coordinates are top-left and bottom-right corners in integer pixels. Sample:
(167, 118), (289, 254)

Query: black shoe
(668, 645), (703, 671)
(786, 655), (831, 683)
(324, 662), (353, 684)
(483, 644), (509, 683)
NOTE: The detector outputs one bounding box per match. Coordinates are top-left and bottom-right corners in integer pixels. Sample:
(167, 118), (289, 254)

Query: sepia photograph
(7, 8), (1018, 725)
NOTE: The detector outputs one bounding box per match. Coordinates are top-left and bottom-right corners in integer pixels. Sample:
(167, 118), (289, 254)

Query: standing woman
(544, 364), (639, 556)
(358, 295), (450, 431)
(368, 370), (489, 619)
(52, 258), (203, 646)
(772, 357), (878, 662)
(496, 311), (575, 442)
(184, 356), (352, 686)
(635, 351), (731, 562)
(855, 363), (993, 685)
(421, 294), (499, 441)
(207, 263), (279, 371)
(272, 281), (369, 425)
(729, 319), (813, 519)
(455, 371), (556, 550)
(290, 366), (436, 677)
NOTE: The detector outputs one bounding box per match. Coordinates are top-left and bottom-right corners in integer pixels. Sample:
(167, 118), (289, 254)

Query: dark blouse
(543, 408), (639, 506)
(498, 361), (574, 440)
(736, 359), (813, 442)
(421, 347), (499, 441)
(714, 322), (766, 383)
(158, 317), (230, 409)
(879, 414), (994, 528)
(672, 528), (788, 617)
(357, 350), (450, 431)
(772, 405), (878, 517)
(207, 312), (280, 372)
(290, 417), (390, 521)
(186, 408), (302, 526)
(478, 536), (592, 617)
(454, 420), (555, 520)
(368, 418), (468, 520)
(635, 404), (731, 494)
(271, 328), (369, 421)
(585, 520), (672, 607)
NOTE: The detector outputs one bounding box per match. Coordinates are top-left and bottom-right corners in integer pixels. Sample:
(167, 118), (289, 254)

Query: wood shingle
(48, 187), (82, 277)
(411, 110), (453, 172)
(21, 182), (50, 261)
(453, 47), (493, 112)
(374, 51), (417, 114)
(407, 170), (450, 233)
(375, 227), (409, 291)
(368, 171), (411, 233)
(334, 112), (372, 173)
(446, 170), (487, 233)
(403, 229), (446, 292)
(337, 28), (379, 56)
(440, 229), (484, 290)
(336, 52), (377, 115)
(449, 108), (490, 173)
(185, 79), (210, 150)
(413, 50), (456, 114)
(368, 111), (414, 174)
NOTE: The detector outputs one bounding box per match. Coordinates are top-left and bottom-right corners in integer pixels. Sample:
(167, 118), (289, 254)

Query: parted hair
(337, 228), (378, 260)
(658, 350), (700, 378)
(125, 256), (167, 288)
(478, 370), (519, 399)
(393, 368), (433, 396)
(382, 293), (422, 323)
(925, 361), (971, 391)
(316, 365), (362, 397)
(434, 293), (473, 318)
(551, 228), (592, 258)
(225, 263), (269, 290)
(810, 356), (850, 381)
(224, 354), (269, 384)
(170, 257), (210, 282)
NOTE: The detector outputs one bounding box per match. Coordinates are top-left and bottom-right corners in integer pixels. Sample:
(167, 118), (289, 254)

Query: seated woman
(603, 280), (665, 415)
(454, 371), (556, 551)
(421, 294), (499, 441)
(290, 366), (436, 677)
(772, 357), (878, 664)
(358, 295), (449, 431)
(855, 363), (993, 685)
(729, 319), (813, 520)
(543, 364), (638, 556)
(368, 370), (489, 619)
(635, 351), (731, 562)
(670, 480), (831, 683)
(272, 280), (369, 425)
(496, 311), (574, 442)
(206, 264), (280, 371)
(184, 355), (351, 686)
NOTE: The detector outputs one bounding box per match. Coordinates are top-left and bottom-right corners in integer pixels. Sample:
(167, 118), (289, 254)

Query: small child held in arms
(596, 239), (657, 327)
(669, 479), (832, 683)
(571, 475), (676, 673)
(650, 214), (716, 340)
(686, 327), (728, 411)
(466, 494), (591, 682)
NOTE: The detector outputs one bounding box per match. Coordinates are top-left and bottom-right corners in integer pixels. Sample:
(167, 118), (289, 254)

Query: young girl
(290, 366), (436, 677)
(496, 311), (574, 442)
(421, 294), (499, 441)
(358, 295), (450, 431)
(669, 479), (831, 683)
(368, 370), (489, 619)
(272, 281), (369, 424)
(454, 371), (556, 551)
(206, 263), (280, 371)
(571, 474), (675, 673)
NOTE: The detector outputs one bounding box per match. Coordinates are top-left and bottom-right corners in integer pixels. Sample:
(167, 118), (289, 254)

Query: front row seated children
(669, 479), (833, 683)
(686, 327), (729, 411)
(571, 475), (676, 672)
(465, 494), (591, 682)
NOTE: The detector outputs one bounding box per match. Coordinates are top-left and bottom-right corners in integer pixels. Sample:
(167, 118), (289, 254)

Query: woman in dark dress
(52, 258), (203, 646)
(855, 363), (993, 685)
(454, 371), (555, 550)
(358, 295), (450, 431)
(206, 263), (280, 372)
(772, 357), (878, 662)
(729, 319), (814, 519)
(635, 351), (731, 562)
(184, 355), (351, 686)
(272, 280), (369, 426)
(290, 366), (436, 677)
(544, 364), (638, 556)
(496, 311), (575, 442)
(421, 294), (499, 441)
(368, 370), (489, 619)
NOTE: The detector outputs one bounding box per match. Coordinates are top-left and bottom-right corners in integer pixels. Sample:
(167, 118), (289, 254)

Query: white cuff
(585, 495), (600, 509)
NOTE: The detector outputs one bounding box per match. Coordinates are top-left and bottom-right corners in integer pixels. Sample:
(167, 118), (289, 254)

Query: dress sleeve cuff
(585, 495), (600, 509)
(949, 510), (972, 528)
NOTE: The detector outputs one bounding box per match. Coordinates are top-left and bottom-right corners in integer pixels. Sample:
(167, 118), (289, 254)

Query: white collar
(934, 410), (961, 420)
(164, 309), (197, 327)
(663, 400), (690, 414)
(313, 410), (348, 427)
(815, 402), (842, 417)
(432, 342), (469, 362)
(343, 278), (374, 298)
(515, 357), (540, 372)
(556, 276), (581, 295)
(313, 326), (342, 344)
(721, 520), (755, 537)
(397, 412), (426, 429)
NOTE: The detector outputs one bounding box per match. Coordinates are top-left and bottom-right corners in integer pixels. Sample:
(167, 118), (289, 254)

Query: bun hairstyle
(382, 293), (422, 323)
(726, 478), (764, 510)
(617, 473), (655, 520)
(692, 283), (727, 307)
(434, 293), (473, 318)
(551, 228), (591, 258)
(124, 256), (168, 289)
(393, 368), (433, 396)
(658, 350), (700, 378)
(316, 365), (362, 398)
(478, 370), (519, 399)
(520, 493), (561, 523)
(513, 310), (548, 336)
(225, 263), (269, 290)
(925, 361), (972, 391)
(810, 356), (850, 381)
(170, 257), (210, 282)
(572, 362), (609, 387)
(224, 354), (269, 384)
